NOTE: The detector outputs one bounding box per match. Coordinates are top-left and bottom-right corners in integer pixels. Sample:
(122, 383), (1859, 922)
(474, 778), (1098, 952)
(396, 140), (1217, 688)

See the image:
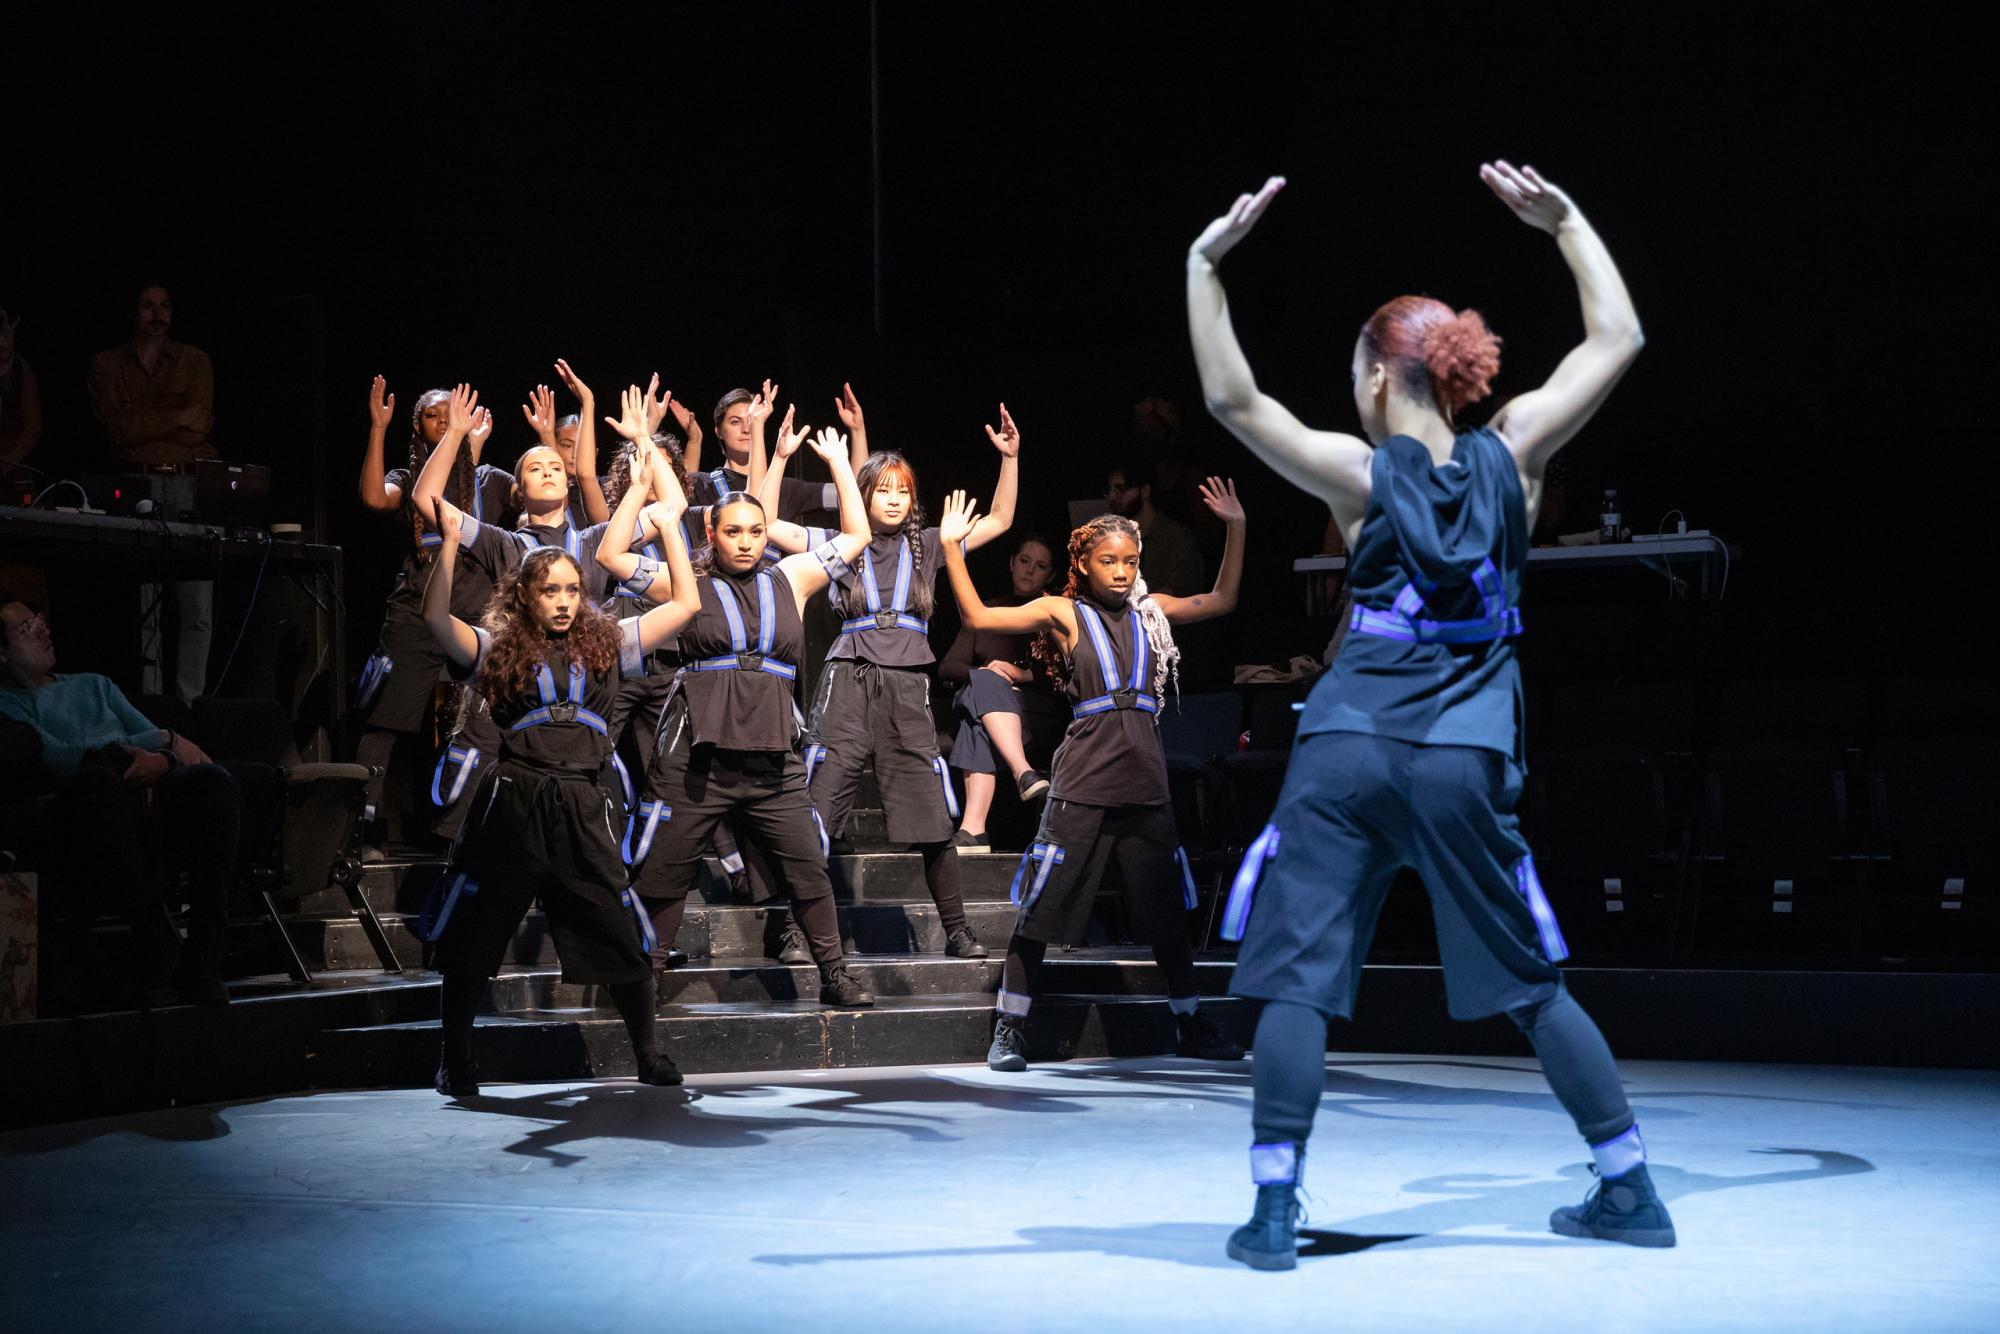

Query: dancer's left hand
(938, 489), (980, 545)
(1479, 161), (1575, 235)
(1197, 475), (1244, 524)
(984, 403), (1020, 458)
(1190, 176), (1284, 265)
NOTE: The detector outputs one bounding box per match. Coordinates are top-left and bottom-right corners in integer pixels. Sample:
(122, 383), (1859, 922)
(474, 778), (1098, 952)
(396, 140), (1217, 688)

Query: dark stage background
(9, 1), (1990, 686)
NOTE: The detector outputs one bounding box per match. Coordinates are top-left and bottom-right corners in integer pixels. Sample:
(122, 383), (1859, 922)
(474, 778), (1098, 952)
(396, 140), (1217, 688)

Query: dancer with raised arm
(937, 480), (1246, 1071)
(597, 425), (883, 1007)
(419, 435), (703, 1096)
(785, 403), (1022, 962)
(1187, 165), (1662, 1268)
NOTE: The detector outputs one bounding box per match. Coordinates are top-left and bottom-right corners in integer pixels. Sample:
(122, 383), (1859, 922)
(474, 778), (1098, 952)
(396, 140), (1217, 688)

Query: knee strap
(620, 886), (658, 955)
(417, 870), (478, 942)
(1174, 846), (1199, 911)
(931, 755), (961, 820)
(623, 800), (671, 868)
(1220, 824), (1281, 941)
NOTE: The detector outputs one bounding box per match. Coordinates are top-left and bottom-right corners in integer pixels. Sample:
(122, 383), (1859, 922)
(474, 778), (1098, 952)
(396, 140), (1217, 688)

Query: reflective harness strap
(623, 799), (671, 867)
(689, 572), (798, 680)
(417, 472), (489, 549)
(1349, 556), (1522, 645)
(708, 467), (731, 499)
(511, 659), (609, 734)
(609, 752), (635, 810)
(838, 539), (929, 637)
(429, 743), (482, 806)
(1009, 840), (1067, 908)
(355, 651), (392, 707)
(1174, 846), (1199, 911)
(1220, 824), (1281, 942)
(1072, 601), (1157, 717)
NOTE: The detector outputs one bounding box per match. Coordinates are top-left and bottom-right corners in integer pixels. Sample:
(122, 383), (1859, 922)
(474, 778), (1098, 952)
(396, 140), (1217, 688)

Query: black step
(307, 989), (1255, 1089)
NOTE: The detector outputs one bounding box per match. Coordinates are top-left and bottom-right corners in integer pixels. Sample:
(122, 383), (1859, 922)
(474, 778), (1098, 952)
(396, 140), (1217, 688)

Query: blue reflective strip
(429, 745), (480, 806)
(421, 871), (476, 942)
(623, 800), (669, 866)
(621, 887), (658, 954)
(804, 743), (828, 786)
(610, 753), (634, 810)
(1175, 846), (1199, 910)
(1076, 602), (1120, 694)
(755, 573), (777, 657)
(1008, 847), (1034, 905)
(1220, 824), (1281, 942)
(1249, 1141), (1299, 1186)
(838, 613), (930, 636)
(689, 656), (797, 680)
(1073, 692), (1159, 717)
(811, 807), (830, 860)
(510, 706), (609, 735)
(1516, 853), (1570, 963)
(715, 579), (750, 653)
(933, 756), (960, 819)
(1024, 843), (1064, 909)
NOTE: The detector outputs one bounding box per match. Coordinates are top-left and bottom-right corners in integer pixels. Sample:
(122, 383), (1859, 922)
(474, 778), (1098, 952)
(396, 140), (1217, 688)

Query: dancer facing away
(597, 421), (885, 1007)
(1187, 164), (1664, 1268)
(419, 401), (703, 1097)
(935, 480), (1247, 1071)
(937, 532), (1064, 851)
(354, 377), (512, 845)
(773, 394), (1022, 961)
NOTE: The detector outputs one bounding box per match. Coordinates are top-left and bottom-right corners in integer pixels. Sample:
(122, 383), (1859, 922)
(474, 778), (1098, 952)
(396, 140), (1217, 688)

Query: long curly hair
(846, 452), (932, 619)
(1032, 514), (1180, 701)
(407, 387), (474, 559)
(475, 548), (621, 709)
(603, 432), (690, 513)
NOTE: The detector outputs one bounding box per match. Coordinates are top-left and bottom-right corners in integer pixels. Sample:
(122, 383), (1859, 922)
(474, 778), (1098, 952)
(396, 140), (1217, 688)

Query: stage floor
(3, 1053), (1995, 1332)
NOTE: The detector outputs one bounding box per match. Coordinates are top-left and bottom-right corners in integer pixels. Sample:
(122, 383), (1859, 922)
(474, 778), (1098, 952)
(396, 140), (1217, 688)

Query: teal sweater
(0, 674), (167, 777)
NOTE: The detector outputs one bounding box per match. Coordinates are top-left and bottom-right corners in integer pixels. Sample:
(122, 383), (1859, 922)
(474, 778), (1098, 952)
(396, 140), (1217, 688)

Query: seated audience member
(939, 533), (1067, 851)
(0, 591), (239, 1007)
(86, 281), (215, 699)
(0, 299), (43, 479)
(1105, 455), (1205, 597)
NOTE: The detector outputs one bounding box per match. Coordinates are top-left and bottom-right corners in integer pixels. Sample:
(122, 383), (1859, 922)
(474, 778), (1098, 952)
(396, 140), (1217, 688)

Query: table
(1293, 534), (1738, 615)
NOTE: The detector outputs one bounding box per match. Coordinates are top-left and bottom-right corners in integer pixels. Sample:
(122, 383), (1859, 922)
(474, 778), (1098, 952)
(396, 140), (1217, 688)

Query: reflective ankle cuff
(1250, 1141), (1300, 1186)
(995, 988), (1032, 1018)
(1166, 995), (1199, 1016)
(1591, 1124), (1646, 1179)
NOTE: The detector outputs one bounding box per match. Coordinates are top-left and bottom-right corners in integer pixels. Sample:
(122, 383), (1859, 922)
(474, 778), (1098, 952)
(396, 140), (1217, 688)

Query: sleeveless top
(455, 619), (644, 776)
(826, 527), (945, 668)
(671, 567), (806, 752)
(383, 462), (515, 618)
(1297, 428), (1528, 762)
(1048, 597), (1170, 808)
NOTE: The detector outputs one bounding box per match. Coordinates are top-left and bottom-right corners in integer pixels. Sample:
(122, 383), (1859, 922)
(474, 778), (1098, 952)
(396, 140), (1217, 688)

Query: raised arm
(410, 383), (478, 521)
(358, 375), (402, 511)
(633, 483), (702, 648)
(964, 403), (1020, 551)
(833, 381), (870, 472)
(773, 428), (873, 606)
(555, 358), (609, 524)
(936, 490), (1076, 643)
(757, 407), (817, 552)
(662, 382), (704, 479)
(743, 378), (778, 498)
(1148, 477), (1246, 625)
(595, 390), (674, 594)
(1187, 178), (1375, 531)
(420, 497), (481, 670)
(1479, 162), (1644, 479)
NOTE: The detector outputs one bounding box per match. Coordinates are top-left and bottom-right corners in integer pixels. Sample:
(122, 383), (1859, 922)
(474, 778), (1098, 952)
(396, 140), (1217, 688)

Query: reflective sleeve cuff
(620, 555), (660, 595)
(618, 617), (646, 680)
(820, 482), (839, 511)
(813, 539), (851, 582)
(458, 516), (482, 549)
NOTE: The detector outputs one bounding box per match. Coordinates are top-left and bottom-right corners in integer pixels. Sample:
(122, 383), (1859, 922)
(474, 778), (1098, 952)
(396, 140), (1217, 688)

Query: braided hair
(1032, 513), (1180, 701)
(406, 388), (474, 560)
(846, 452), (932, 619)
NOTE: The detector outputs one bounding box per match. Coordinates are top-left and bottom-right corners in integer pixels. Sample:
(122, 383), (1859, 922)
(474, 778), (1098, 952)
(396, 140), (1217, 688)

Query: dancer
(937, 532), (1064, 851)
(786, 403), (1022, 961)
(1187, 166), (1663, 1267)
(936, 480), (1247, 1071)
(354, 377), (513, 845)
(693, 379), (843, 523)
(419, 420), (702, 1096)
(596, 424), (883, 1007)
(519, 358), (611, 527)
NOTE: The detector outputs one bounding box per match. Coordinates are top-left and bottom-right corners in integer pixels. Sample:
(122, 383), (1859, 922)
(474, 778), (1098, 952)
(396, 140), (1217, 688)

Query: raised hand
(666, 392), (696, 435)
(806, 426), (847, 465)
(833, 382), (866, 435)
(521, 382), (558, 442)
(643, 373), (674, 434)
(628, 434), (654, 492)
(937, 489), (980, 546)
(468, 405), (495, 451)
(983, 402), (1021, 457)
(773, 405), (810, 459)
(1190, 176), (1285, 265)
(1196, 475), (1245, 524)
(431, 494), (465, 546)
(604, 384), (650, 442)
(445, 383), (479, 435)
(1479, 160), (1575, 235)
(748, 378), (780, 430)
(554, 358), (595, 407)
(368, 375), (396, 430)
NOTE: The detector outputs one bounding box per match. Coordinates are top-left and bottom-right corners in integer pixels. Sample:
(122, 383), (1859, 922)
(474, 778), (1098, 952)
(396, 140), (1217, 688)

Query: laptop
(191, 459), (273, 528)
(1068, 497), (1112, 530)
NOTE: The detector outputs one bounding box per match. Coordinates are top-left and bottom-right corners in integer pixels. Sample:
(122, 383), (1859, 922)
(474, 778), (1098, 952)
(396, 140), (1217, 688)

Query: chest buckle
(1110, 688), (1138, 711)
(545, 701), (578, 724)
(736, 652), (765, 673)
(872, 609), (901, 631)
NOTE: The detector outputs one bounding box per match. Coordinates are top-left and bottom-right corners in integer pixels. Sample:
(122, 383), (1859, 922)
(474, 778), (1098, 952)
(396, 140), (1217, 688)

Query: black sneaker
(637, 1049), (684, 1087)
(818, 963), (876, 1007)
(987, 1014), (1029, 1071)
(1550, 1163), (1677, 1248)
(775, 922), (812, 966)
(1016, 770), (1050, 802)
(1175, 1006), (1244, 1060)
(945, 926), (988, 958)
(949, 829), (990, 853)
(435, 1055), (481, 1098)
(655, 948), (690, 971)
(1226, 1183), (1303, 1271)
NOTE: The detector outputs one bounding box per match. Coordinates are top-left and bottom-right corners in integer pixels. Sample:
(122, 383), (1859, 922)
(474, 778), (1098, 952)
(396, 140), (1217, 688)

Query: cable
(31, 478), (91, 509)
(212, 533), (274, 692)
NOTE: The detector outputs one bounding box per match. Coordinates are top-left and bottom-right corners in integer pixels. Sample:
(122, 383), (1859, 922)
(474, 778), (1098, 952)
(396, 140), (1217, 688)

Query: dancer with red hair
(1188, 163), (1663, 1266)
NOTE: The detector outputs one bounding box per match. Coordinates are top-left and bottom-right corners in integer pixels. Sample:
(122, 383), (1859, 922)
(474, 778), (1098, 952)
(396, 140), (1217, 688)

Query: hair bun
(1420, 309), (1502, 415)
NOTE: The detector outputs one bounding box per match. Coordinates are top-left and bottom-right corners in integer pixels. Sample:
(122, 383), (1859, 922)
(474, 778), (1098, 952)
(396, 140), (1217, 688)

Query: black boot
(769, 911), (813, 966)
(636, 1048), (685, 1087)
(945, 925), (988, 959)
(1226, 1142), (1305, 1271)
(818, 961), (875, 1007)
(435, 1053), (481, 1098)
(1550, 1162), (1677, 1247)
(987, 1013), (1030, 1071)
(1174, 1005), (1242, 1060)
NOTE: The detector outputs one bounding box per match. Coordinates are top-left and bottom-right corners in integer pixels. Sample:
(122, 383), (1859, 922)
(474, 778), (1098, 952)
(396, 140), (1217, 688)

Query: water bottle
(1599, 488), (1622, 544)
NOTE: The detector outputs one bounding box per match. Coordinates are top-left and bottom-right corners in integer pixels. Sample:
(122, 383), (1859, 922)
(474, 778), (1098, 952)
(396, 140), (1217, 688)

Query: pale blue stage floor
(3, 1054), (1996, 1332)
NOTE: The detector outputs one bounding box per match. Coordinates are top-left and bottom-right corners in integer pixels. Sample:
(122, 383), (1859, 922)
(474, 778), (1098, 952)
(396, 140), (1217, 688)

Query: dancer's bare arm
(937, 490), (1079, 650)
(359, 376), (401, 511)
(1148, 478), (1245, 625)
(1480, 162), (1644, 481)
(1188, 178), (1374, 535)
